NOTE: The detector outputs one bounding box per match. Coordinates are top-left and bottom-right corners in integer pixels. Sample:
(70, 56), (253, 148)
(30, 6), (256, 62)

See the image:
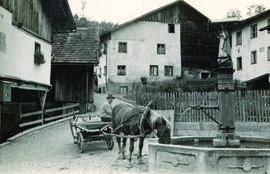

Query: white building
(99, 21), (181, 94)
(0, 1), (76, 102)
(230, 10), (270, 89)
(98, 1), (217, 95)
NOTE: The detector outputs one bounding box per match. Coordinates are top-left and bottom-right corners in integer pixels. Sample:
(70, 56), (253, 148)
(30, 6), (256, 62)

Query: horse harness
(112, 105), (153, 137)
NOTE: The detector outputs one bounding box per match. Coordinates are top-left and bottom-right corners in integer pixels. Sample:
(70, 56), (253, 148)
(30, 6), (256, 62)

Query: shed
(51, 27), (100, 113)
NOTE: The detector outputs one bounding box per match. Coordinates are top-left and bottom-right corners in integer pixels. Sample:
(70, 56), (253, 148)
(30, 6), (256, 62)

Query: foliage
(140, 77), (147, 85)
(73, 15), (118, 33)
(226, 8), (242, 19)
(137, 79), (216, 94)
(247, 4), (266, 16)
(34, 52), (45, 64)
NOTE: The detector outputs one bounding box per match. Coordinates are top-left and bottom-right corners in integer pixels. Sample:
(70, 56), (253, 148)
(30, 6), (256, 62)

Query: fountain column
(213, 28), (240, 147)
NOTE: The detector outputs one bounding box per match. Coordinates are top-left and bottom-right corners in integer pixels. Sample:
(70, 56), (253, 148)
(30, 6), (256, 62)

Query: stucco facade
(0, 7), (52, 86)
(231, 14), (270, 84)
(98, 21), (181, 94)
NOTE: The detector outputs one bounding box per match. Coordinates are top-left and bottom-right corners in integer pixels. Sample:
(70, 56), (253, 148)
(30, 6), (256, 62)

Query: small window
(103, 66), (107, 76)
(250, 24), (257, 39)
(117, 65), (126, 75)
(168, 24), (175, 33)
(236, 31), (242, 45)
(118, 42), (127, 53)
(35, 42), (41, 54)
(157, 44), (165, 54)
(237, 57), (242, 70)
(150, 65), (158, 76)
(34, 42), (45, 64)
(120, 86), (128, 95)
(251, 50), (257, 64)
(268, 19), (270, 34)
(267, 47), (270, 61)
(164, 66), (173, 76)
(201, 72), (210, 79)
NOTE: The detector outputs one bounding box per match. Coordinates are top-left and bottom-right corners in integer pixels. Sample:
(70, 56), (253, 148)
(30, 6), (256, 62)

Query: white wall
(231, 16), (270, 82)
(0, 7), (52, 86)
(97, 54), (107, 89)
(105, 21), (181, 84)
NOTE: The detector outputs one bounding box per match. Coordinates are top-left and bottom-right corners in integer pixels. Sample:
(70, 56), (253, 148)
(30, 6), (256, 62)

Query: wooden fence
(19, 103), (80, 128)
(136, 90), (270, 123)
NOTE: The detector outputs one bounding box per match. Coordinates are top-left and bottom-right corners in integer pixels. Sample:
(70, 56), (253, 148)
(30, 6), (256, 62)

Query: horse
(111, 103), (171, 166)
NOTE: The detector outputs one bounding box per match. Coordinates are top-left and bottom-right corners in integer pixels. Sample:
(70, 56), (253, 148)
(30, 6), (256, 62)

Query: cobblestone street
(0, 119), (150, 174)
(0, 94), (149, 174)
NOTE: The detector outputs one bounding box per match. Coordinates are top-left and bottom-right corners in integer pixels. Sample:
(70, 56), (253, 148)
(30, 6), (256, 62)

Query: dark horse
(112, 103), (171, 166)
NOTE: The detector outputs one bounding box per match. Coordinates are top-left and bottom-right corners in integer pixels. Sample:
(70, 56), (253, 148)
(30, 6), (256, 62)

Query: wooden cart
(69, 114), (114, 153)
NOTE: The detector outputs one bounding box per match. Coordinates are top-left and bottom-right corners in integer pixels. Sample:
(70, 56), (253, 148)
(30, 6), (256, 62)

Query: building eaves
(100, 0), (209, 39)
(43, 0), (77, 33)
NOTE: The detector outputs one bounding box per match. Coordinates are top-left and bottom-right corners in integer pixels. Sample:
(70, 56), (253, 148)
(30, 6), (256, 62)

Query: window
(168, 24), (175, 33)
(268, 19), (270, 34)
(120, 86), (128, 95)
(34, 42), (45, 64)
(250, 24), (257, 39)
(237, 57), (242, 70)
(103, 66), (107, 76)
(117, 65), (126, 75)
(164, 66), (173, 76)
(251, 50), (257, 64)
(267, 47), (270, 61)
(35, 42), (41, 54)
(201, 72), (210, 79)
(118, 42), (127, 53)
(236, 31), (242, 45)
(150, 65), (158, 76)
(157, 44), (165, 54)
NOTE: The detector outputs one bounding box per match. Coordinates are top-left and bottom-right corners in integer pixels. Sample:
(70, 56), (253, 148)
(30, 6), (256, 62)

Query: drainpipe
(86, 66), (89, 112)
(105, 52), (108, 93)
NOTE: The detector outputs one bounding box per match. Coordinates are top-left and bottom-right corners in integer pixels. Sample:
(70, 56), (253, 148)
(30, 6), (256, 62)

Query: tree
(226, 9), (242, 19)
(247, 4), (266, 16)
(73, 14), (118, 32)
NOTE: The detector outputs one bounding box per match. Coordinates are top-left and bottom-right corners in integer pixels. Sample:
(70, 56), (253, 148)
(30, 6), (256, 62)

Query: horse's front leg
(122, 137), (127, 159)
(116, 137), (122, 159)
(128, 138), (135, 167)
(137, 137), (145, 164)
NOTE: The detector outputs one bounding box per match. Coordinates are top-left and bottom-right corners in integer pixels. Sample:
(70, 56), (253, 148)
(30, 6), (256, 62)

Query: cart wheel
(106, 136), (114, 150)
(77, 132), (85, 153)
(69, 120), (78, 144)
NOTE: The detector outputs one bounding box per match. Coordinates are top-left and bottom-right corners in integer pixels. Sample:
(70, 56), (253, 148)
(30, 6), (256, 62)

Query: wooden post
(0, 104), (2, 142)
(39, 91), (47, 124)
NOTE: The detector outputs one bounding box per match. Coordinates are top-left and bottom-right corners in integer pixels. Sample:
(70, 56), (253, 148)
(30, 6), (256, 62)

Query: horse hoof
(126, 163), (132, 168)
(137, 159), (144, 164)
(122, 154), (127, 160)
(117, 155), (127, 160)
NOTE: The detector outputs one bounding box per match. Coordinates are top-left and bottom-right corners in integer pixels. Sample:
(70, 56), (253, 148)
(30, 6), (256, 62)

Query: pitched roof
(52, 27), (99, 64)
(101, 0), (208, 37)
(211, 9), (270, 30)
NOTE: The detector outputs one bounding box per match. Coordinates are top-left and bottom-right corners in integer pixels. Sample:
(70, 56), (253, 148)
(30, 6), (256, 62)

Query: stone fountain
(148, 27), (270, 174)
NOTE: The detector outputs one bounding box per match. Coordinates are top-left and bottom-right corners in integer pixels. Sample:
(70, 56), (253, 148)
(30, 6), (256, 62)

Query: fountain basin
(148, 136), (270, 174)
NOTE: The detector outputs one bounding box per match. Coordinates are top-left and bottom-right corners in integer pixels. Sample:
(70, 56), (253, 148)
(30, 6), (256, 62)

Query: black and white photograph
(0, 0), (270, 173)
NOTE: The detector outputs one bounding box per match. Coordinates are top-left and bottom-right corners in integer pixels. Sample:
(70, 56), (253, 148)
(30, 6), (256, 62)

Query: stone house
(98, 0), (218, 95)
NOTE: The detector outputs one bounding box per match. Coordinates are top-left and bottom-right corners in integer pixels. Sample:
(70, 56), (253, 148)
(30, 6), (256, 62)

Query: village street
(0, 93), (149, 174)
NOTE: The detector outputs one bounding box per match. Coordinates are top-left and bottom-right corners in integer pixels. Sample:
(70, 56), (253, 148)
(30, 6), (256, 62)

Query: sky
(67, 0), (270, 24)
